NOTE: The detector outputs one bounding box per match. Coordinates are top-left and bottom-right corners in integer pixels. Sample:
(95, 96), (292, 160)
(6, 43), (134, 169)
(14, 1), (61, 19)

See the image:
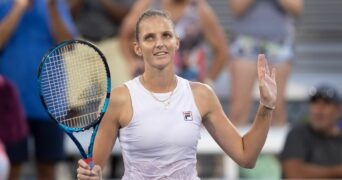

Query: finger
(91, 165), (102, 175)
(77, 165), (101, 180)
(257, 54), (265, 80)
(77, 174), (101, 180)
(78, 159), (90, 169)
(271, 67), (276, 80)
(262, 54), (270, 75)
(259, 54), (270, 76)
(77, 166), (94, 176)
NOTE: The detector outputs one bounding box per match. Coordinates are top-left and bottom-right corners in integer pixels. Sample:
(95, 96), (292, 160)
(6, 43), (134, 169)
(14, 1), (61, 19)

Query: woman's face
(134, 16), (179, 71)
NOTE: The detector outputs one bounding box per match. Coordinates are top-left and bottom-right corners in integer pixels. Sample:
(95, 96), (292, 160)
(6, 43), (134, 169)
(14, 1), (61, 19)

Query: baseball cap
(309, 84), (340, 104)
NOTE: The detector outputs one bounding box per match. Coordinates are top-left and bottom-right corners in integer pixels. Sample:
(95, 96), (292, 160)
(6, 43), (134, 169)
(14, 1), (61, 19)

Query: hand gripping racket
(37, 39), (111, 168)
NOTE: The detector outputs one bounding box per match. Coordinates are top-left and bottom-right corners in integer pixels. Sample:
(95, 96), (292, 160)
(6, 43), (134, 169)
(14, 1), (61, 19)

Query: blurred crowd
(0, 0), (341, 179)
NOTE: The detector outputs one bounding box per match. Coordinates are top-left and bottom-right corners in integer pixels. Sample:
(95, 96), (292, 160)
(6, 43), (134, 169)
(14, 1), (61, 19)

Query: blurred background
(0, 0), (341, 179)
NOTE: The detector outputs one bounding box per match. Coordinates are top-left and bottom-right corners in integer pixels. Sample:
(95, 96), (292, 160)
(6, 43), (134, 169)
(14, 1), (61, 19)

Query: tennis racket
(37, 39), (111, 168)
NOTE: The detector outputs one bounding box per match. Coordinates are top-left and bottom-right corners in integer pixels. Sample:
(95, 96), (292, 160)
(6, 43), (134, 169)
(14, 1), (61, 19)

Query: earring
(137, 50), (142, 56)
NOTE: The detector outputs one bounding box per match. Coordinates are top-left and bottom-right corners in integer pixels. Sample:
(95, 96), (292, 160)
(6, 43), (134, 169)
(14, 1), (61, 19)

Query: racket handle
(84, 157), (95, 169)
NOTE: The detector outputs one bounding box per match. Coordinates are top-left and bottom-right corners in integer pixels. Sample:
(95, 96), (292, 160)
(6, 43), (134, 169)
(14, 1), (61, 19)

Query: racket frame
(37, 39), (111, 161)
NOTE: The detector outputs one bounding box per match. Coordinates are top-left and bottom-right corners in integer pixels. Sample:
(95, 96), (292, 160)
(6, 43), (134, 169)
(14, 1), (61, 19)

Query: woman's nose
(155, 38), (164, 48)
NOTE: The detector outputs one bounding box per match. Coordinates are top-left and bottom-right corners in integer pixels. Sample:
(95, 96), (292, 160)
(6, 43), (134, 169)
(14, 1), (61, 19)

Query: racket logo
(183, 111), (193, 121)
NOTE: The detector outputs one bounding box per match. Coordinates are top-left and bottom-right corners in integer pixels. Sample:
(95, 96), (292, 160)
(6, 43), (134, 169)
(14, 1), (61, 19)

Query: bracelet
(260, 102), (276, 110)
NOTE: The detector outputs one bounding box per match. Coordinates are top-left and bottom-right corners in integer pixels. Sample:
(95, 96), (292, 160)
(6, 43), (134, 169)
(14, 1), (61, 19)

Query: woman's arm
(77, 85), (132, 179)
(228, 0), (255, 17)
(279, 0), (304, 16)
(198, 0), (229, 82)
(0, 0), (29, 49)
(47, 0), (74, 43)
(193, 54), (276, 168)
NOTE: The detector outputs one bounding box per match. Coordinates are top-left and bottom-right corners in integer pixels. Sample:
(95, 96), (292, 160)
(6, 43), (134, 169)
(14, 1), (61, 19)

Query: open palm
(257, 54), (277, 110)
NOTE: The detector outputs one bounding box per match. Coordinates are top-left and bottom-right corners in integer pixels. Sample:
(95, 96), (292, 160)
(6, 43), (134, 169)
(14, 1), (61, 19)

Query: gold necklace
(141, 75), (177, 108)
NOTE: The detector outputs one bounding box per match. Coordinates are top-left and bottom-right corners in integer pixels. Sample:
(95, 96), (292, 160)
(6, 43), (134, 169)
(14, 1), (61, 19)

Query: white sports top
(119, 76), (202, 179)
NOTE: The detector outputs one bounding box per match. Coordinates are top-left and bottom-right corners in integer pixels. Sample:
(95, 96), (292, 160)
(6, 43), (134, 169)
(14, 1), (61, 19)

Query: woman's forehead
(139, 16), (174, 33)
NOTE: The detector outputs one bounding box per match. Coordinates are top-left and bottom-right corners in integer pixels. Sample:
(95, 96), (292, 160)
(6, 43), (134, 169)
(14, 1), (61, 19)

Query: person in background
(68, 0), (135, 87)
(0, 75), (28, 180)
(0, 76), (22, 180)
(281, 84), (342, 178)
(120, 0), (228, 83)
(0, 0), (77, 179)
(228, 0), (304, 126)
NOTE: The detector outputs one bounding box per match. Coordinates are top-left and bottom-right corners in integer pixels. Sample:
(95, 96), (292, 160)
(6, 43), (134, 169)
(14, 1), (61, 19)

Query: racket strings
(59, 112), (98, 127)
(42, 53), (70, 119)
(40, 43), (108, 128)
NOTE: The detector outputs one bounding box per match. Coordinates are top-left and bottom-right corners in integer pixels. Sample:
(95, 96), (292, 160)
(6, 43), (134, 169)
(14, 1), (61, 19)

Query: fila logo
(183, 111), (193, 121)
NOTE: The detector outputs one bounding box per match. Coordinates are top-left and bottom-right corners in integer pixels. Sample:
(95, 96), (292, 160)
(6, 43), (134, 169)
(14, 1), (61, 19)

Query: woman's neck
(141, 72), (177, 93)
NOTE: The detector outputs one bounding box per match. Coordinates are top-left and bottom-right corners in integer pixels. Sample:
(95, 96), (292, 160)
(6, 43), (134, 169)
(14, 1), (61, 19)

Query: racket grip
(84, 157), (95, 169)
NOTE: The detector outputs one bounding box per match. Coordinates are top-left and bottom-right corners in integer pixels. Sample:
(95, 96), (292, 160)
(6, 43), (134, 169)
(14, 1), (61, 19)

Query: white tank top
(119, 76), (201, 179)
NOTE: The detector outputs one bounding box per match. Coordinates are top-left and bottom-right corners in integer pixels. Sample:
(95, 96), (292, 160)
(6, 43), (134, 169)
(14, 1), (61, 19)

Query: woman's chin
(151, 58), (172, 69)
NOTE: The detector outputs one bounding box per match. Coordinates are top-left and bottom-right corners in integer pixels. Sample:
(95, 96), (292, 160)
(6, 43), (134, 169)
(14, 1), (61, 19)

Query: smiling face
(134, 15), (179, 71)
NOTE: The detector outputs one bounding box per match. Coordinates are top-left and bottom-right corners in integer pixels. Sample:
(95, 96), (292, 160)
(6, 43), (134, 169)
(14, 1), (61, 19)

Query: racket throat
(84, 157), (95, 169)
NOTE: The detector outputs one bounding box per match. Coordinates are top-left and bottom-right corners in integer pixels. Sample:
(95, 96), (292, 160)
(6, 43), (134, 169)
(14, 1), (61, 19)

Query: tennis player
(77, 9), (277, 179)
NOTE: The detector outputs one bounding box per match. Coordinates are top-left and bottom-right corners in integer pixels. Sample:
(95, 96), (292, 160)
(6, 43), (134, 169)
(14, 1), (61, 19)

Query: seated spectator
(280, 84), (342, 178)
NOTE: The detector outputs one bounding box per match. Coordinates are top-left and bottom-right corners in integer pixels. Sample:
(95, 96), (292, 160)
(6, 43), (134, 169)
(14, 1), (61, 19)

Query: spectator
(280, 84), (342, 178)
(228, 0), (304, 126)
(0, 75), (20, 180)
(68, 0), (135, 86)
(0, 0), (77, 179)
(120, 0), (228, 83)
(0, 75), (27, 148)
(0, 75), (28, 180)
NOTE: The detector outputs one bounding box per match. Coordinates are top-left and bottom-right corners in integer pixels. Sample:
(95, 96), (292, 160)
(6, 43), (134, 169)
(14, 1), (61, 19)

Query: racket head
(37, 39), (111, 132)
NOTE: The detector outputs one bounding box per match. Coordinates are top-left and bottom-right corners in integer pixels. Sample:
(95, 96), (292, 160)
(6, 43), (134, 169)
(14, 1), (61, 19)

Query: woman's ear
(133, 42), (143, 56)
(176, 37), (180, 50)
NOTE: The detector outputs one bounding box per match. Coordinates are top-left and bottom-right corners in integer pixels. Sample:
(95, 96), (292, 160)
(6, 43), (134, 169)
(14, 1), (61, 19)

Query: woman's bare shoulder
(189, 81), (217, 118)
(189, 81), (214, 97)
(110, 84), (131, 106)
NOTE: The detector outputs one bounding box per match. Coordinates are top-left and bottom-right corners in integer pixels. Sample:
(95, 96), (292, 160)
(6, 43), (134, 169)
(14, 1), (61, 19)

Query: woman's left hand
(257, 54), (277, 110)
